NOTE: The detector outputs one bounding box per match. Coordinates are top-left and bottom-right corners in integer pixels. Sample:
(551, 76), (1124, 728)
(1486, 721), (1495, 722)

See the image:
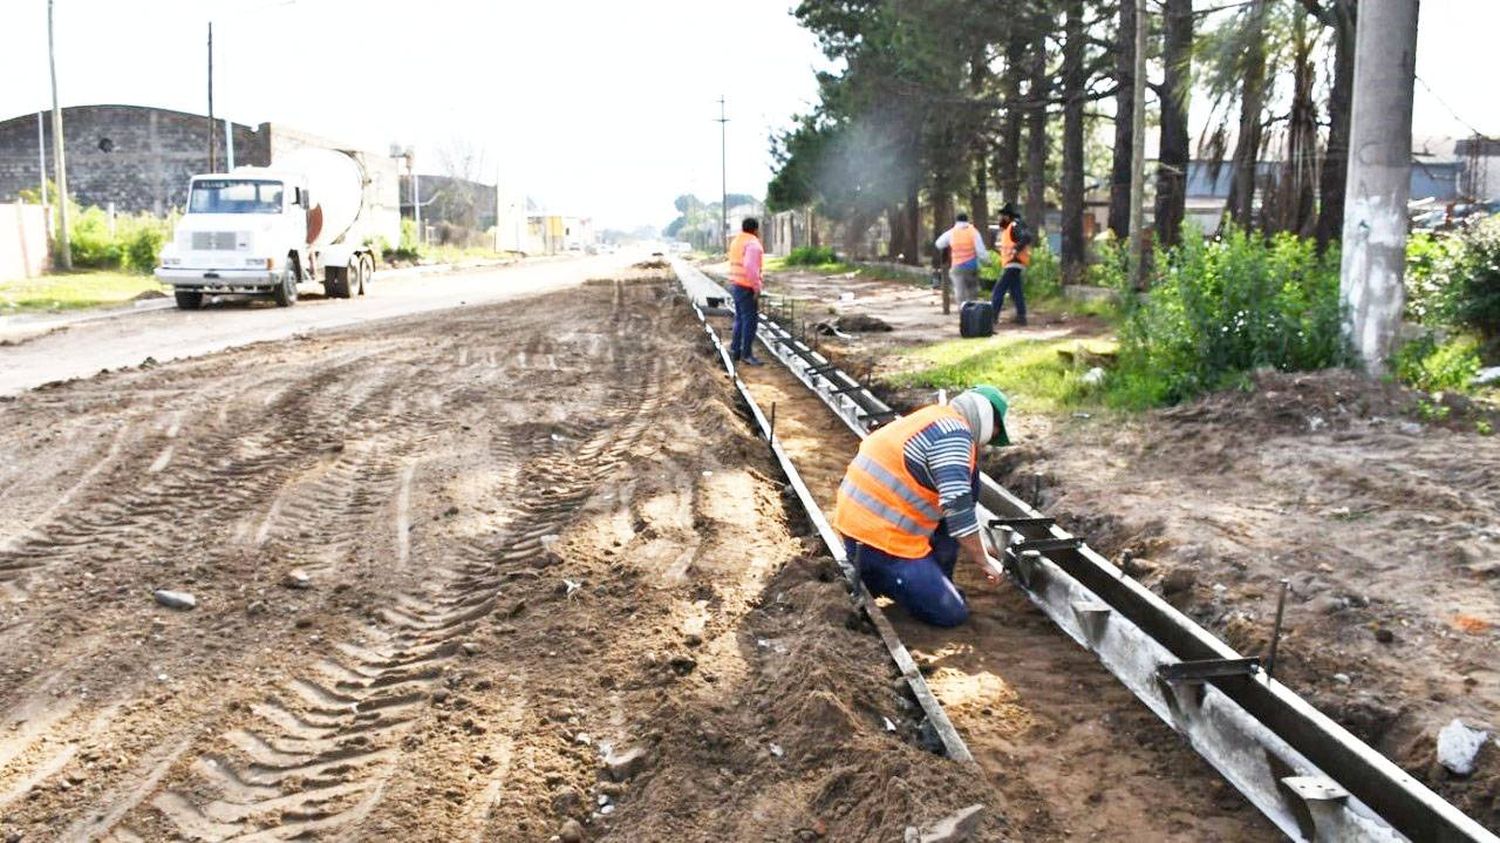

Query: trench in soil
(725, 313), (1278, 842)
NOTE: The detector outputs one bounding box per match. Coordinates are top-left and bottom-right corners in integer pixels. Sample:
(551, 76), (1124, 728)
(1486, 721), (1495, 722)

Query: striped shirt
(901, 416), (980, 538)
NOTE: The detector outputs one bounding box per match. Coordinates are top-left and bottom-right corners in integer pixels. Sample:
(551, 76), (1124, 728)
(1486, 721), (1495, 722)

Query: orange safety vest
(949, 225), (978, 268)
(728, 232), (759, 288)
(1000, 223), (1031, 267)
(833, 404), (977, 559)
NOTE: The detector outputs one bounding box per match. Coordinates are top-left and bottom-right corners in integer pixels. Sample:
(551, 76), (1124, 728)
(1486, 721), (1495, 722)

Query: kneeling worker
(832, 386), (1011, 627)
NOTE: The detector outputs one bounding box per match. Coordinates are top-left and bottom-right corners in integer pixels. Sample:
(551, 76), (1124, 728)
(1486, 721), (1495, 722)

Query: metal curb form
(671, 259), (1499, 843)
(671, 263), (973, 764)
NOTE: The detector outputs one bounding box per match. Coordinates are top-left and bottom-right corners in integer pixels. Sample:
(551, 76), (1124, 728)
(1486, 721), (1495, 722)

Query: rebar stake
(1266, 578), (1291, 681)
(769, 402), (777, 449)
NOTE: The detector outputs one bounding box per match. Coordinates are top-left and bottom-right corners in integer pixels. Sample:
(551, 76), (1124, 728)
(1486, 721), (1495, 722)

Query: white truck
(156, 148), (381, 309)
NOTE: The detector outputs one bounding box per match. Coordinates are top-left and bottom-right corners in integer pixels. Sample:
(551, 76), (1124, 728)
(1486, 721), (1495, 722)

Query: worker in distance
(832, 386), (1011, 627)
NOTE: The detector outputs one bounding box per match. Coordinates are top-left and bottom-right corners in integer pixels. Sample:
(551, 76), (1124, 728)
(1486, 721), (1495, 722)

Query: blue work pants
(730, 284), (759, 360)
(991, 266), (1026, 322)
(845, 521), (969, 628)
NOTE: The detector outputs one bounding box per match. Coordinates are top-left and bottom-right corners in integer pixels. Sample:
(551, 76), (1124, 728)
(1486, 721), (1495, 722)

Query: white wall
(0, 203), (50, 280)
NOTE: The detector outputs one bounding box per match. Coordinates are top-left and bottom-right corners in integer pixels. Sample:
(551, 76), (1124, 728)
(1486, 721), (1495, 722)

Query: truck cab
(157, 172), (310, 309)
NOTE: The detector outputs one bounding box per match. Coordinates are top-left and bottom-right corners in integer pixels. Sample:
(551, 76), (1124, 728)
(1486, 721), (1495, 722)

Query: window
(188, 180), (285, 214)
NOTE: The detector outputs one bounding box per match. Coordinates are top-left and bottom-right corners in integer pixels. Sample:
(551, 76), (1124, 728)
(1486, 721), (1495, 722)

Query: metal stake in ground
(1266, 578), (1290, 680)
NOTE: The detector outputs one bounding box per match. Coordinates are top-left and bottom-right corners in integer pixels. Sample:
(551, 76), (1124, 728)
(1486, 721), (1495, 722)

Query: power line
(1415, 74), (1493, 140)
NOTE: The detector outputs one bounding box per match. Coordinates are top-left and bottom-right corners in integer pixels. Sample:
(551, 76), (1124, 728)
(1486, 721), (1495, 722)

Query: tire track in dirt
(97, 287), (668, 840)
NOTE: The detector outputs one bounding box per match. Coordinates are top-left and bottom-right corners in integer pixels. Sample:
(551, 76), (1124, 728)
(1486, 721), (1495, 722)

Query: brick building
(0, 104), (400, 229)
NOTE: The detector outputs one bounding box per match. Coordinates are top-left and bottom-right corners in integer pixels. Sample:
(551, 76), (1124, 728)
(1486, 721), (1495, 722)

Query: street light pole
(717, 96), (728, 251)
(47, 0), (71, 270)
(208, 21), (217, 173)
(37, 111), (48, 207)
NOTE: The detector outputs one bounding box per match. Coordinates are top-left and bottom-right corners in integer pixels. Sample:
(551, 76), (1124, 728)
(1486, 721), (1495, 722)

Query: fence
(0, 203), (50, 280)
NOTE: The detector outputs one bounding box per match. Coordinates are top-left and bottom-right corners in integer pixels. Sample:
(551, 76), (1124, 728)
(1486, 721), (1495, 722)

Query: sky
(1, 1), (1494, 230)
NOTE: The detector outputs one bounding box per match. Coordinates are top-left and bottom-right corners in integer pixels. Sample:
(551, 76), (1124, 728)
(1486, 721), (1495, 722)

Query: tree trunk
(1061, 0), (1087, 284)
(904, 182), (921, 264)
(932, 183), (954, 269)
(1108, 0), (1137, 240)
(1154, 0), (1193, 248)
(1280, 8), (1318, 237)
(1226, 0), (1269, 230)
(1023, 21), (1049, 231)
(887, 202), (906, 261)
(1316, 0), (1355, 251)
(998, 28), (1025, 208)
(972, 154), (991, 248)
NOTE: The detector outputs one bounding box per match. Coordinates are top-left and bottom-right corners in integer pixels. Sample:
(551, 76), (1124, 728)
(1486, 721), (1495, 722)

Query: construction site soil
(0, 274), (1001, 841)
(754, 265), (1500, 834)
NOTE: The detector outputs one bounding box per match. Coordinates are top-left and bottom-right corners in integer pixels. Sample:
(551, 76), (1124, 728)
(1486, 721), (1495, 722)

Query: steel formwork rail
(673, 263), (972, 765)
(669, 258), (1498, 843)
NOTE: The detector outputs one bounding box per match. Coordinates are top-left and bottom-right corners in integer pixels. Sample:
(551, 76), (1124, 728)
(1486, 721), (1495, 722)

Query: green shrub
(783, 245), (838, 266)
(1406, 217), (1500, 343)
(69, 206), (122, 269)
(1392, 333), (1482, 392)
(118, 214), (170, 271)
(1112, 228), (1344, 405)
(1085, 236), (1130, 292)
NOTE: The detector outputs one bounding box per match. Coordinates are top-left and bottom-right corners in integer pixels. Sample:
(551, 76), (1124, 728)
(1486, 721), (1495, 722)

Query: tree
(1060, 0), (1087, 283)
(1107, 0), (1137, 240)
(1303, 0), (1356, 252)
(1154, 0), (1193, 248)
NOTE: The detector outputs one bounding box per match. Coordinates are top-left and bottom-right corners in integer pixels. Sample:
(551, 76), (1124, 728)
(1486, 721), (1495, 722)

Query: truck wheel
(358, 255), (373, 295)
(323, 267), (350, 299)
(274, 271), (298, 307)
(174, 290), (203, 310)
(348, 259), (365, 298)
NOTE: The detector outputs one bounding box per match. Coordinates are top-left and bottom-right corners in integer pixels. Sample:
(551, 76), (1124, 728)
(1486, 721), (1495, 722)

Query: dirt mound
(633, 258), (670, 271)
(984, 368), (1500, 832)
(600, 555), (998, 841)
(131, 288), (168, 300)
(1157, 369), (1415, 436)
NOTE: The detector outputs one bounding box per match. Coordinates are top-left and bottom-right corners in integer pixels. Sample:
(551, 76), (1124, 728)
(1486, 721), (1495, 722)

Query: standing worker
(832, 386), (1012, 627)
(728, 217), (765, 366)
(991, 203), (1033, 327)
(935, 212), (988, 304)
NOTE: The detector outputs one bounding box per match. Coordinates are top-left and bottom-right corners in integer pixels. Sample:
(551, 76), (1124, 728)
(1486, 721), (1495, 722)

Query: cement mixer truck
(156, 148), (384, 309)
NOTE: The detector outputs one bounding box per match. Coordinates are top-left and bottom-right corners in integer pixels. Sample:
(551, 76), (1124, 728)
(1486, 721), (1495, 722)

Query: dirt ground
(747, 266), (1500, 834)
(991, 370), (1500, 831)
(0, 274), (1002, 841)
(722, 316), (1273, 841)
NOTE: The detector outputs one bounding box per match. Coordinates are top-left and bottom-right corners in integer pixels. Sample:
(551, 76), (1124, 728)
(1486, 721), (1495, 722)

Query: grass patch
(0, 270), (169, 314)
(886, 332), (1120, 414)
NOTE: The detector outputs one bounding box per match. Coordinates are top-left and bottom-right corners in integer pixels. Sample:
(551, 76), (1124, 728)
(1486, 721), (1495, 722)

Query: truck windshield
(189, 180), (284, 214)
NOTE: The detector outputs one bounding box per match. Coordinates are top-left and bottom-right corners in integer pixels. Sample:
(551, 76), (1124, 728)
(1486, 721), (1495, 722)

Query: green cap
(971, 384), (1010, 445)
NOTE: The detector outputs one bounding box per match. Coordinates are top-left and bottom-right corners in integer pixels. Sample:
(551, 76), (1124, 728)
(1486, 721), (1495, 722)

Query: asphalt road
(0, 253), (634, 396)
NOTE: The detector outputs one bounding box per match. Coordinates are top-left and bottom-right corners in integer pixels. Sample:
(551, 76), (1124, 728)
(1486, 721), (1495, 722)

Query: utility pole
(716, 96), (728, 252)
(1127, 0), (1148, 290)
(1339, 0), (1419, 374)
(47, 0), (71, 271)
(208, 21), (217, 173)
(36, 111), (47, 207)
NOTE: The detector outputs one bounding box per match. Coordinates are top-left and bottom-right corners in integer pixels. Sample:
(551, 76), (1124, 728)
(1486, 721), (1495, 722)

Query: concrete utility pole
(47, 0), (71, 271)
(36, 111), (47, 207)
(1340, 0), (1419, 374)
(717, 97), (729, 250)
(1127, 0), (1148, 290)
(208, 21), (217, 173)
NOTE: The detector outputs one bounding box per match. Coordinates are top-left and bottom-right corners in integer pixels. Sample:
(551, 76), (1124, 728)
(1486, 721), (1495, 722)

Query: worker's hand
(958, 533), (1000, 585)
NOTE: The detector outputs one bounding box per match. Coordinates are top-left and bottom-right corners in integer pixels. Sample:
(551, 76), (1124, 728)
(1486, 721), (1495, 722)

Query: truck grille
(191, 231), (241, 251)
